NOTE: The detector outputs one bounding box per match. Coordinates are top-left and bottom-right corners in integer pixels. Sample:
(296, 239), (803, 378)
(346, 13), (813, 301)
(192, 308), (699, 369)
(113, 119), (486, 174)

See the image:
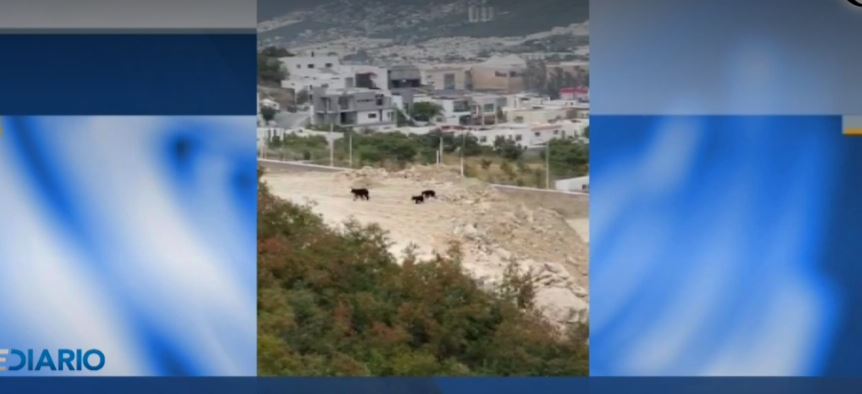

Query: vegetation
(263, 131), (589, 187)
(259, 46), (292, 85)
(545, 138), (589, 179)
(524, 60), (589, 99)
(410, 102), (444, 122)
(295, 89), (310, 105)
(267, 135), (329, 162)
(258, 170), (589, 376)
(261, 106), (278, 123)
(493, 136), (525, 161)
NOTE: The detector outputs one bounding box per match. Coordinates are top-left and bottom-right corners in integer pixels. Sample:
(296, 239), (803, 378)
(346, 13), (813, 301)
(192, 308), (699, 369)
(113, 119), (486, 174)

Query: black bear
(351, 188), (370, 201)
(412, 195), (425, 204)
(421, 189), (436, 199)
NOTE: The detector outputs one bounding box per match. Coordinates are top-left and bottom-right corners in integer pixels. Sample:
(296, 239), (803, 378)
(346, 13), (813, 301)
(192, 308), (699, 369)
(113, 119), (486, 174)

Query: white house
(280, 60), (389, 94)
(413, 94), (472, 126)
(310, 87), (398, 131)
(281, 68), (351, 92)
(279, 54), (340, 77)
(469, 120), (589, 149)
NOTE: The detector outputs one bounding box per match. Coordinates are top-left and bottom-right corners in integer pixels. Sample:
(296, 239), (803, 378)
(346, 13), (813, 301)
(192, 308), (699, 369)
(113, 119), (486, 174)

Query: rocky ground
(264, 165), (589, 327)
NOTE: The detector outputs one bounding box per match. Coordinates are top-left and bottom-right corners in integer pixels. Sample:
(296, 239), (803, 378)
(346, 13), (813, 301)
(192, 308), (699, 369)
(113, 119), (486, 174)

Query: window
(444, 73), (456, 90)
(368, 113), (377, 119)
(453, 100), (469, 112)
(515, 135), (523, 141)
(534, 132), (541, 137)
(376, 95), (384, 106)
(308, 64), (315, 68)
(325, 63), (333, 68)
(338, 96), (350, 110)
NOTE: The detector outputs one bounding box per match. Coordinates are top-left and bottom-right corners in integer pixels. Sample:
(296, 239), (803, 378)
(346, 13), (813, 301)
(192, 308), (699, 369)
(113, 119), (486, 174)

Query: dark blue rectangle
(0, 34), (256, 115)
(1, 378), (862, 393)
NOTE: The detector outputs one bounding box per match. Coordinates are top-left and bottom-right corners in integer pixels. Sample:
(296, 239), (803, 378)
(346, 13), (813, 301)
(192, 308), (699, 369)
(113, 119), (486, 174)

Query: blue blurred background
(591, 116), (862, 375)
(591, 0), (862, 376)
(0, 117), (256, 376)
(592, 0), (862, 115)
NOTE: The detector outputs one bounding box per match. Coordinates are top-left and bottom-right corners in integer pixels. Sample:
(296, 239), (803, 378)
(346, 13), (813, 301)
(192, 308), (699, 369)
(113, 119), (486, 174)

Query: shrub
(257, 168), (588, 376)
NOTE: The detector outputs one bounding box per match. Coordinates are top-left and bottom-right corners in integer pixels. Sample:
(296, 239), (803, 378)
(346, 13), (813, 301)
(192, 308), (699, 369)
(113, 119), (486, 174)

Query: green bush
(548, 138), (589, 179)
(493, 136), (524, 161)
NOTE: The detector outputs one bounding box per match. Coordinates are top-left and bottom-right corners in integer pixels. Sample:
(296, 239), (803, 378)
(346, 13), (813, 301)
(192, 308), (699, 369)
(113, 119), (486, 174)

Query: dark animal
(421, 189), (436, 199)
(412, 195), (425, 204)
(351, 188), (370, 201)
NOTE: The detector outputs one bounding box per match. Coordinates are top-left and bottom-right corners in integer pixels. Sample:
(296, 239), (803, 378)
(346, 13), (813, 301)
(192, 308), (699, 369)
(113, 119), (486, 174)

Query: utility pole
(348, 131), (353, 168)
(329, 123), (334, 167)
(545, 140), (551, 189)
(438, 132), (444, 165)
(460, 130), (466, 177)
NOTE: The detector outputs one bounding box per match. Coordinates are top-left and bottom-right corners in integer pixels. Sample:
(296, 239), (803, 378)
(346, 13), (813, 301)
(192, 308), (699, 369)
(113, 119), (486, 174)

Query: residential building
(470, 55), (527, 93)
(505, 106), (574, 124)
(469, 94), (508, 125)
(388, 65), (422, 90)
(310, 87), (397, 131)
(413, 92), (473, 126)
(468, 120), (589, 149)
(420, 64), (470, 91)
(281, 61), (387, 95)
(279, 53), (340, 77)
(343, 65), (388, 90)
(560, 87), (589, 102)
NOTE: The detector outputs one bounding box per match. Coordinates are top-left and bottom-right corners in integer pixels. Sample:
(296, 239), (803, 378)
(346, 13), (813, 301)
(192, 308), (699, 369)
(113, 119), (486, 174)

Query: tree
(410, 102), (444, 123)
(261, 46), (293, 58)
(496, 108), (507, 123)
(258, 47), (292, 85)
(524, 60), (548, 94)
(261, 106), (278, 123)
(546, 68), (578, 99)
(259, 55), (287, 85)
(296, 89), (310, 105)
(546, 138), (589, 179)
(493, 136), (524, 161)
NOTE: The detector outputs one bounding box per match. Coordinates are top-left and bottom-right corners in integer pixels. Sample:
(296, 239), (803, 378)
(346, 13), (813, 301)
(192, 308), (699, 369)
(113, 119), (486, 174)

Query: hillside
(264, 165), (589, 327)
(259, 0), (589, 45)
(258, 167), (589, 376)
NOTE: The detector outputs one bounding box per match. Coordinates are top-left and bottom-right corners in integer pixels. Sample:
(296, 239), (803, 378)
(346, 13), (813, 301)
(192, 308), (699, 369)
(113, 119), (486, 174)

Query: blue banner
(1, 378), (862, 393)
(0, 34), (256, 115)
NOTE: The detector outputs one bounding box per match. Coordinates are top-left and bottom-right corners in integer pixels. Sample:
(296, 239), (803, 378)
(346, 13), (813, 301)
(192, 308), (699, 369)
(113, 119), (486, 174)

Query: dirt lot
(264, 164), (590, 326)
